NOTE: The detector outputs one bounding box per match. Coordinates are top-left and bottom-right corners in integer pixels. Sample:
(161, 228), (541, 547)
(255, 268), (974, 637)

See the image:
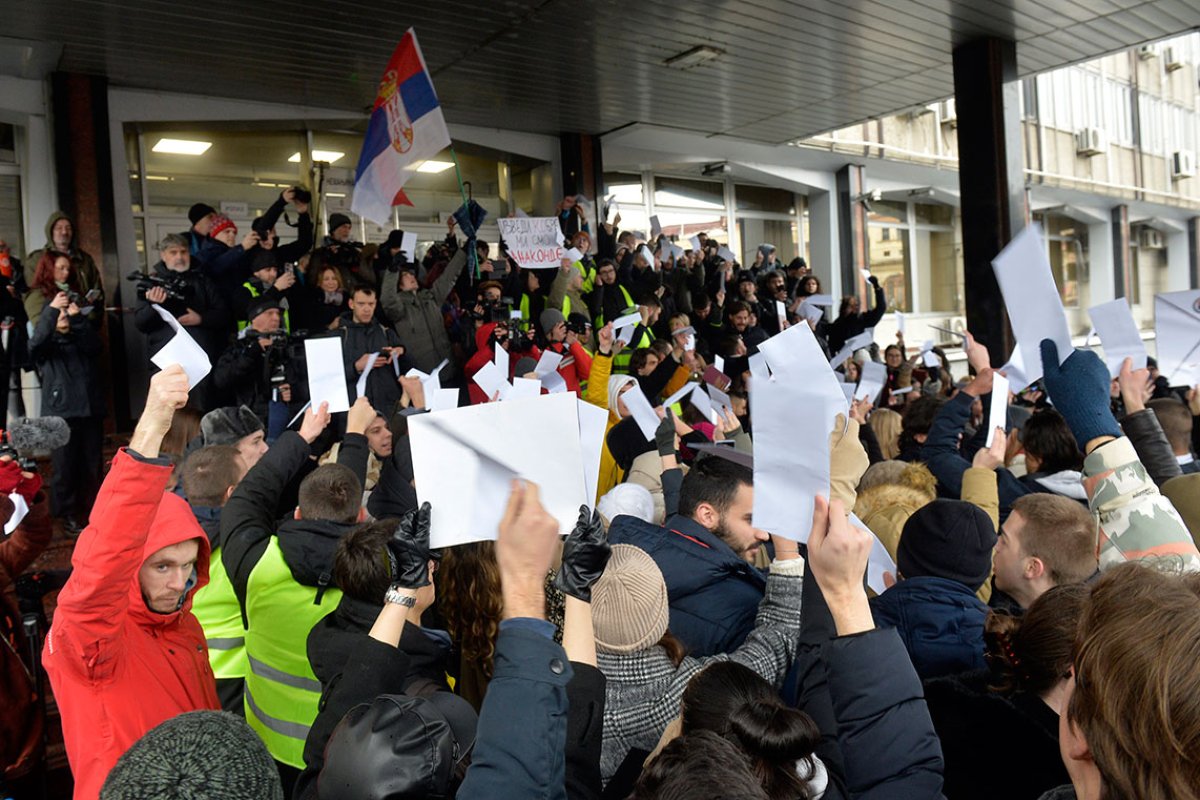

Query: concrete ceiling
(1, 0), (1197, 143)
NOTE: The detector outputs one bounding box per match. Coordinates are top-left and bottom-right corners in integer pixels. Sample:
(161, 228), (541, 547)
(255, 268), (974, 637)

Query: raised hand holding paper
(150, 305), (211, 389)
(855, 361), (887, 404)
(649, 215), (662, 237)
(304, 337), (351, 412)
(621, 383), (662, 440)
(1088, 298), (1147, 379)
(991, 225), (1073, 385)
(986, 372), (1010, 448)
(399, 231), (418, 261)
(563, 247), (584, 263)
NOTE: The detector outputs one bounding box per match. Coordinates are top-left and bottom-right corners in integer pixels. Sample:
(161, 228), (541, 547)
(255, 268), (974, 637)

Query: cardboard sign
(497, 217), (566, 269)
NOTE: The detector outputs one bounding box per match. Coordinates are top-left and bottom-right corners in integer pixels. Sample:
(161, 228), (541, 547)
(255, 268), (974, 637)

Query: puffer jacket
(43, 450), (218, 799)
(870, 576), (987, 680)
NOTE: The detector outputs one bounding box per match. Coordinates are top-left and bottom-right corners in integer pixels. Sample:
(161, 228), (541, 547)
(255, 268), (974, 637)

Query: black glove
(387, 502), (433, 589)
(867, 274), (880, 288)
(554, 505), (611, 603)
(655, 409), (676, 457)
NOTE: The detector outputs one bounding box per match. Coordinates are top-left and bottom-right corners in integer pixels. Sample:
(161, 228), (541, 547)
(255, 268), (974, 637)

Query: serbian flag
(351, 29), (451, 226)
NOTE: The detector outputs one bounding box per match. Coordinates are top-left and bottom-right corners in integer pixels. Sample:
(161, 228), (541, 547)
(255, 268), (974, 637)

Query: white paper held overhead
(304, 337), (351, 413)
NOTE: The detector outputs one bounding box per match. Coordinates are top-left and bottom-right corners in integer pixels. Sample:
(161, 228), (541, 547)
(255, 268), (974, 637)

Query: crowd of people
(2, 188), (1200, 800)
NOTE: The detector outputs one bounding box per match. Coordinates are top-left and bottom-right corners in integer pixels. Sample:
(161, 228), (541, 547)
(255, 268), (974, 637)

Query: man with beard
(607, 455), (768, 657)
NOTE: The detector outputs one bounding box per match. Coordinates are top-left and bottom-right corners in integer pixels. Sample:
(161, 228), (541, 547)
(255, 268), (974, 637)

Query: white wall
(0, 75), (57, 252)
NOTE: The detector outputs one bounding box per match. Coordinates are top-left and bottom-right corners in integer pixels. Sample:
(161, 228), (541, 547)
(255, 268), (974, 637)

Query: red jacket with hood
(43, 449), (218, 799)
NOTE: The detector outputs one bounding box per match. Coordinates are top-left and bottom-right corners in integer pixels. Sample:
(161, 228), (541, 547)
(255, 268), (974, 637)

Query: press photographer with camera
(538, 307), (593, 395)
(29, 283), (105, 534)
(212, 297), (302, 442)
(233, 249), (302, 333)
(380, 234), (466, 382)
(133, 234), (232, 407)
(315, 213), (372, 289)
(464, 317), (539, 404)
(25, 250), (101, 326)
(250, 186), (314, 267)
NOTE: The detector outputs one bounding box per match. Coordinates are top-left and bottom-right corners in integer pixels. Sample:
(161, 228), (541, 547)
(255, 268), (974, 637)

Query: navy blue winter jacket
(870, 575), (988, 680)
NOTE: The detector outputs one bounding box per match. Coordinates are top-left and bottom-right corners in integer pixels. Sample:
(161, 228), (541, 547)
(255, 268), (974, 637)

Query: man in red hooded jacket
(43, 365), (219, 799)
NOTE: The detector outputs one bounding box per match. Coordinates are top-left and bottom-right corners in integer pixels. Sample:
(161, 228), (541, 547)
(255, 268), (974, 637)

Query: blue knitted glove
(1039, 339), (1122, 450)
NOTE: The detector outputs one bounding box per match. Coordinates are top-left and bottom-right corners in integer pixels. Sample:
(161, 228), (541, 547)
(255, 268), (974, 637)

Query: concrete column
(1111, 205), (1131, 298)
(559, 133), (604, 233)
(835, 164), (867, 304)
(1167, 229), (1192, 291)
(808, 189), (841, 301)
(952, 38), (1025, 366)
(1087, 217), (1116, 308)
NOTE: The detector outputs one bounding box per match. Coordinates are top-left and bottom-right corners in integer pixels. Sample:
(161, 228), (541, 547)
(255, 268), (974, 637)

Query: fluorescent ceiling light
(288, 150), (345, 164)
(152, 138), (211, 155)
(416, 160), (454, 173)
(664, 45), (724, 70)
(145, 175), (172, 181)
(326, 192), (347, 198)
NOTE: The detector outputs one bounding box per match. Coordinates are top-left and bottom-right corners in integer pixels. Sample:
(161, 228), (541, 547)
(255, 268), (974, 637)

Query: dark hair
(1022, 408), (1083, 474)
(633, 731), (768, 800)
(679, 455), (753, 519)
(598, 257), (616, 270)
(629, 348), (657, 374)
(727, 300), (750, 318)
(351, 284), (377, 299)
(898, 396), (945, 452)
(837, 295), (857, 317)
(692, 290), (711, 310)
(985, 583), (1087, 695)
(639, 292), (662, 309)
(179, 445), (244, 508)
(1149, 398), (1193, 454)
(32, 249), (78, 299)
(161, 406), (203, 462)
(298, 463), (362, 524)
(681, 662), (819, 799)
(333, 520), (397, 604)
(658, 631), (688, 668)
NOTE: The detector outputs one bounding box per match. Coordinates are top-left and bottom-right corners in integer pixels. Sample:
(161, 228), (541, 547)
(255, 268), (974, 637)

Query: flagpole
(447, 145), (478, 278)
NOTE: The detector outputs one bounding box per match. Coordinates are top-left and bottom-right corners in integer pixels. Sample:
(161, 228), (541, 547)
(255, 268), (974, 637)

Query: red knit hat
(210, 215), (237, 238)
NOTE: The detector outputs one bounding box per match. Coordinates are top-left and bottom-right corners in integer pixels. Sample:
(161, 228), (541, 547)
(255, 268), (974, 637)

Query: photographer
(133, 234), (233, 401)
(539, 308), (593, 395)
(26, 250), (86, 326)
(212, 297), (301, 442)
(465, 318), (539, 404)
(380, 243), (466, 382)
(196, 215), (262, 285)
(251, 186), (314, 269)
(233, 250), (302, 333)
(342, 285), (410, 418)
(315, 213), (372, 289)
(29, 286), (104, 535)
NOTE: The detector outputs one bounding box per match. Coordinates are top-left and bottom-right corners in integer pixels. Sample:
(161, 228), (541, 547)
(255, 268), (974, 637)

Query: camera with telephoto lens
(566, 316), (591, 336)
(127, 270), (189, 301)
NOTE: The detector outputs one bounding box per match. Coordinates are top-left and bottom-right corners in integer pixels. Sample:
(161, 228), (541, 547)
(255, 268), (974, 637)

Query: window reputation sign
(497, 217), (565, 269)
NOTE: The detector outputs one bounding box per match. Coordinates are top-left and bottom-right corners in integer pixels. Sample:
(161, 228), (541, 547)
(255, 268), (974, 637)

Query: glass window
(653, 176), (724, 210)
(0, 124), (15, 164)
(0, 174), (24, 257)
(913, 203), (953, 225)
(914, 226), (963, 313)
(735, 184), (795, 214)
(603, 172), (643, 205)
(867, 225), (910, 312)
(867, 199), (907, 225)
(657, 209), (727, 245)
(738, 218), (796, 265)
(1040, 214), (1087, 309)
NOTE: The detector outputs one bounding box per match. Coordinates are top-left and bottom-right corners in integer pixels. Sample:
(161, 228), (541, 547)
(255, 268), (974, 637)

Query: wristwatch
(384, 585), (417, 608)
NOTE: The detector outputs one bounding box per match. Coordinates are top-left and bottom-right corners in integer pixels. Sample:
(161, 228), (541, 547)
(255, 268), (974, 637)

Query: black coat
(28, 306), (104, 419)
(924, 669), (1068, 800)
(211, 336), (301, 427)
(339, 311), (409, 417)
(827, 281), (886, 355)
(133, 262), (232, 362)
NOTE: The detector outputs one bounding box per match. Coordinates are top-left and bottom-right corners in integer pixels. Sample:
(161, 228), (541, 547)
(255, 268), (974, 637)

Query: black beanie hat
(896, 499), (997, 591)
(188, 202), (217, 225)
(101, 711), (282, 800)
(385, 229), (406, 250)
(328, 213), (352, 232)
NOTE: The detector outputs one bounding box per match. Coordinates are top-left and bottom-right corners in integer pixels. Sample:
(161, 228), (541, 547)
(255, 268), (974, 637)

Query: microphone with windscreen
(2, 416), (71, 468)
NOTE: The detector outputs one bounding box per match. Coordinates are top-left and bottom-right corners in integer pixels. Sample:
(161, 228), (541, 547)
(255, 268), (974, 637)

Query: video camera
(127, 270), (189, 301)
(566, 316), (591, 336)
(0, 431), (38, 472)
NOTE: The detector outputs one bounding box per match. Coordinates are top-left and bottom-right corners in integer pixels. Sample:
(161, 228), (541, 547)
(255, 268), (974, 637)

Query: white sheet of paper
(860, 268), (872, 281)
(922, 349), (942, 369)
(689, 387), (719, 425)
(662, 382), (699, 409)
(638, 245), (655, 267)
(540, 369), (568, 394)
(621, 383), (661, 440)
(1088, 298), (1147, 378)
(427, 388), (460, 413)
(714, 355), (725, 374)
(399, 231), (418, 261)
(689, 235), (701, 251)
(775, 300), (787, 326)
(578, 400), (608, 505)
(494, 341), (509, 381)
(683, 333), (696, 352)
(1001, 344), (1031, 393)
(992, 225), (1073, 385)
(150, 305), (212, 389)
(797, 300), (823, 325)
(839, 382), (857, 403)
(895, 311), (905, 335)
(650, 215), (662, 237)
(828, 331), (874, 368)
(304, 337), (351, 413)
(610, 311), (642, 331)
(752, 322), (847, 542)
(805, 294), (833, 308)
(564, 247), (584, 263)
(717, 246), (736, 264)
(986, 373), (1010, 448)
(748, 353), (769, 382)
(929, 325), (968, 345)
(4, 493), (28, 535)
(855, 361), (887, 404)
(890, 385), (914, 396)
(355, 351), (379, 400)
(849, 513), (898, 596)
(508, 377), (542, 400)
(706, 383), (732, 415)
(1155, 290), (1200, 387)
(615, 325), (635, 347)
(409, 393), (587, 548)
(472, 360), (511, 401)
(535, 350), (563, 377)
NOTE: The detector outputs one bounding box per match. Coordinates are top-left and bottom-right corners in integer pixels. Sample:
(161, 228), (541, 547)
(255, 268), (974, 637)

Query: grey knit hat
(200, 405), (263, 447)
(591, 544), (670, 654)
(101, 711), (283, 800)
(539, 307), (566, 334)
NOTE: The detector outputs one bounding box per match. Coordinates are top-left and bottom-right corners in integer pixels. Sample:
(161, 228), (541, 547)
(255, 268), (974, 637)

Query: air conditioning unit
(938, 99), (957, 127)
(1172, 150), (1196, 180)
(1163, 47), (1184, 72)
(1138, 227), (1165, 249)
(1137, 44), (1157, 61)
(1075, 127), (1107, 157)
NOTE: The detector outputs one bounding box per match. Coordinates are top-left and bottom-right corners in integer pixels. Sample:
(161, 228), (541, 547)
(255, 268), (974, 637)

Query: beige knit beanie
(592, 544), (670, 654)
